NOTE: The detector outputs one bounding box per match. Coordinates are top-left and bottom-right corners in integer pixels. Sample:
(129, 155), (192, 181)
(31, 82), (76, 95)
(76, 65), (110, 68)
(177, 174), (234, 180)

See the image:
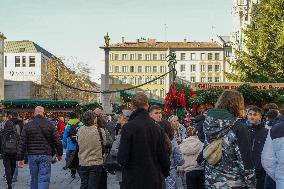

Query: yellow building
(0, 33), (6, 100)
(101, 38), (170, 103)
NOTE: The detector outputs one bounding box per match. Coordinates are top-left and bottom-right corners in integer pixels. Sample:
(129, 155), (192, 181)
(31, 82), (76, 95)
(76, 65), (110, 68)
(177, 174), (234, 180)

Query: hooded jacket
(204, 109), (255, 189)
(262, 121), (284, 189)
(62, 118), (80, 151)
(178, 136), (204, 173)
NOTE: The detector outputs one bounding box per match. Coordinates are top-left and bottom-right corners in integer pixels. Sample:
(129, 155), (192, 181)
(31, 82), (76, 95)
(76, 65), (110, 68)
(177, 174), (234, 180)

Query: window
(160, 54), (165, 60)
(145, 77), (151, 83)
(215, 77), (220, 82)
(138, 54), (143, 60)
(160, 78), (165, 85)
(201, 77), (206, 82)
(122, 54), (127, 60)
(15, 56), (20, 67)
(153, 89), (158, 97)
(138, 66), (143, 73)
(22, 56), (26, 67)
(130, 66), (134, 73)
(160, 66), (166, 73)
(4, 56), (7, 67)
(145, 89), (151, 97)
(180, 53), (186, 60)
(29, 56), (35, 67)
(153, 77), (158, 85)
(153, 66), (157, 73)
(190, 65), (196, 72)
(122, 77), (127, 84)
(153, 54), (158, 60)
(130, 77), (135, 85)
(138, 77), (143, 85)
(160, 89), (165, 98)
(208, 77), (213, 82)
(225, 50), (231, 57)
(130, 54), (135, 60)
(122, 66), (128, 73)
(208, 53), (213, 60)
(145, 66), (151, 73)
(208, 65), (213, 72)
(201, 53), (206, 60)
(201, 65), (206, 72)
(109, 66), (112, 72)
(180, 65), (185, 72)
(114, 66), (120, 73)
(215, 53), (220, 60)
(145, 54), (150, 60)
(108, 78), (113, 84)
(114, 77), (120, 84)
(215, 65), (220, 72)
(190, 77), (196, 82)
(114, 54), (119, 60)
(191, 53), (196, 60)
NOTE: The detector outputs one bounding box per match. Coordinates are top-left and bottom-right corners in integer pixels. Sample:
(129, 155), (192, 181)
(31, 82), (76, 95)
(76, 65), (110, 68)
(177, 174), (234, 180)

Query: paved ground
(0, 153), (119, 189)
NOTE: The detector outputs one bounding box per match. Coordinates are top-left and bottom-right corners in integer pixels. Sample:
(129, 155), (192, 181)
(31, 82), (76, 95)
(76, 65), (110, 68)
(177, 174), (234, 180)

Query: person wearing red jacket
(57, 117), (66, 139)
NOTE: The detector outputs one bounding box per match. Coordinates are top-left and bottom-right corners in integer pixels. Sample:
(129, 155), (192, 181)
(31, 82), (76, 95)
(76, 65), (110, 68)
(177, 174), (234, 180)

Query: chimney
(184, 38), (187, 42)
(122, 37), (125, 43)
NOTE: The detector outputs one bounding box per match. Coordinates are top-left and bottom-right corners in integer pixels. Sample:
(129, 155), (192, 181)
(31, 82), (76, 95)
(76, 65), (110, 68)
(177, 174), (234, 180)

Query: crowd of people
(0, 90), (283, 189)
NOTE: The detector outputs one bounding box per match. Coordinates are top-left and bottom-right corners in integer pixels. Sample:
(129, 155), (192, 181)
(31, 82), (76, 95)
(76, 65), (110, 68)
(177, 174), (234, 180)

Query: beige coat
(77, 125), (106, 166)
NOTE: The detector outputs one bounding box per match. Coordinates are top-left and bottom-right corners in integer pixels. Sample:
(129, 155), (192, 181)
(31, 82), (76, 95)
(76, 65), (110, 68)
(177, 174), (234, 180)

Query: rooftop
(4, 40), (54, 58)
(101, 39), (222, 49)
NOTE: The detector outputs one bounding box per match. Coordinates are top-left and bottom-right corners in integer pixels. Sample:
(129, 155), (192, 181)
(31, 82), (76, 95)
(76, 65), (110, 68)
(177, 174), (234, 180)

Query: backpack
(1, 130), (18, 156)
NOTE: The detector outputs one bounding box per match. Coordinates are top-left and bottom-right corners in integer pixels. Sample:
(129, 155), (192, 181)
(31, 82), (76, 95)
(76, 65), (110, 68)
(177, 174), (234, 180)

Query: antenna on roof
(210, 25), (216, 42)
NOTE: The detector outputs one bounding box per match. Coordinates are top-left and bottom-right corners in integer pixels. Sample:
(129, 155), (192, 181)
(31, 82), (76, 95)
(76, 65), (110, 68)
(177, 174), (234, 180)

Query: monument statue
(104, 32), (110, 47)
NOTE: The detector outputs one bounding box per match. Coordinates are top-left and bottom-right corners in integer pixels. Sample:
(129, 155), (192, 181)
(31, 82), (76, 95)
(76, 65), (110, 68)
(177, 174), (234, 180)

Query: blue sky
(0, 0), (232, 82)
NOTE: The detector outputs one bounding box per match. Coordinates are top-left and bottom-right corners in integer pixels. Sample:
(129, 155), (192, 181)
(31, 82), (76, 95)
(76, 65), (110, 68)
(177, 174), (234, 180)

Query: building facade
(231, 0), (259, 60)
(101, 38), (232, 104)
(0, 33), (5, 100)
(4, 40), (53, 84)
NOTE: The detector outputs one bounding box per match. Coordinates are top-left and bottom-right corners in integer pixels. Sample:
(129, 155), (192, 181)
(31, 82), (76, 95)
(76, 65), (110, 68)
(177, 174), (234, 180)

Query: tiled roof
(4, 40), (54, 58)
(103, 41), (222, 49)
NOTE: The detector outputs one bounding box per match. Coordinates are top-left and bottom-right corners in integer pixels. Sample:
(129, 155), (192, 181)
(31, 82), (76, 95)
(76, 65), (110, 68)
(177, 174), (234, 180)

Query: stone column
(101, 48), (112, 114)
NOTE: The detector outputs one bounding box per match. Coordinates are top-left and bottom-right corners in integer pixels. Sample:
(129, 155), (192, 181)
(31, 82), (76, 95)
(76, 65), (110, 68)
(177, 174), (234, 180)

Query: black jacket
(248, 124), (268, 173)
(118, 108), (171, 189)
(18, 115), (63, 160)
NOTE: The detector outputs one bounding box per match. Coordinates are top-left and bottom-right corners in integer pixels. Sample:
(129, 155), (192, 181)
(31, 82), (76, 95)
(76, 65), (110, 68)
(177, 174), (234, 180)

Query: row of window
(187, 76), (220, 83)
(110, 65), (167, 73)
(109, 76), (166, 85)
(113, 89), (166, 98)
(180, 52), (221, 61)
(180, 64), (221, 72)
(111, 53), (166, 61)
(4, 56), (36, 67)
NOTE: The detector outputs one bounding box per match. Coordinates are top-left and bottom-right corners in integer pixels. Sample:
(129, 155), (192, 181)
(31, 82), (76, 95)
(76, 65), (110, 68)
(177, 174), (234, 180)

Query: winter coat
(271, 115), (284, 127)
(17, 115), (63, 160)
(247, 124), (268, 174)
(77, 125), (106, 166)
(178, 136), (204, 173)
(118, 108), (171, 189)
(57, 120), (65, 137)
(204, 109), (255, 189)
(262, 122), (284, 189)
(62, 119), (80, 151)
(165, 138), (184, 189)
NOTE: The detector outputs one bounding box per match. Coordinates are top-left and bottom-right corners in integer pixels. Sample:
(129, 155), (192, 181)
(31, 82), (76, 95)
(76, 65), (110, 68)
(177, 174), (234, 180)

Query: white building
(231, 0), (259, 59)
(174, 41), (232, 83)
(4, 40), (53, 84)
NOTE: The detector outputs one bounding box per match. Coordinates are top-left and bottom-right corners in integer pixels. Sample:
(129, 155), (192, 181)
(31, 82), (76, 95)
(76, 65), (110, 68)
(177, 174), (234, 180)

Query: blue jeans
(28, 155), (52, 189)
(13, 162), (18, 179)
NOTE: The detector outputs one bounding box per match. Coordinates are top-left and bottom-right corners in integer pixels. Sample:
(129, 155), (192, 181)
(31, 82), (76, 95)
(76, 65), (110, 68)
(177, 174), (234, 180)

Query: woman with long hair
(203, 90), (255, 189)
